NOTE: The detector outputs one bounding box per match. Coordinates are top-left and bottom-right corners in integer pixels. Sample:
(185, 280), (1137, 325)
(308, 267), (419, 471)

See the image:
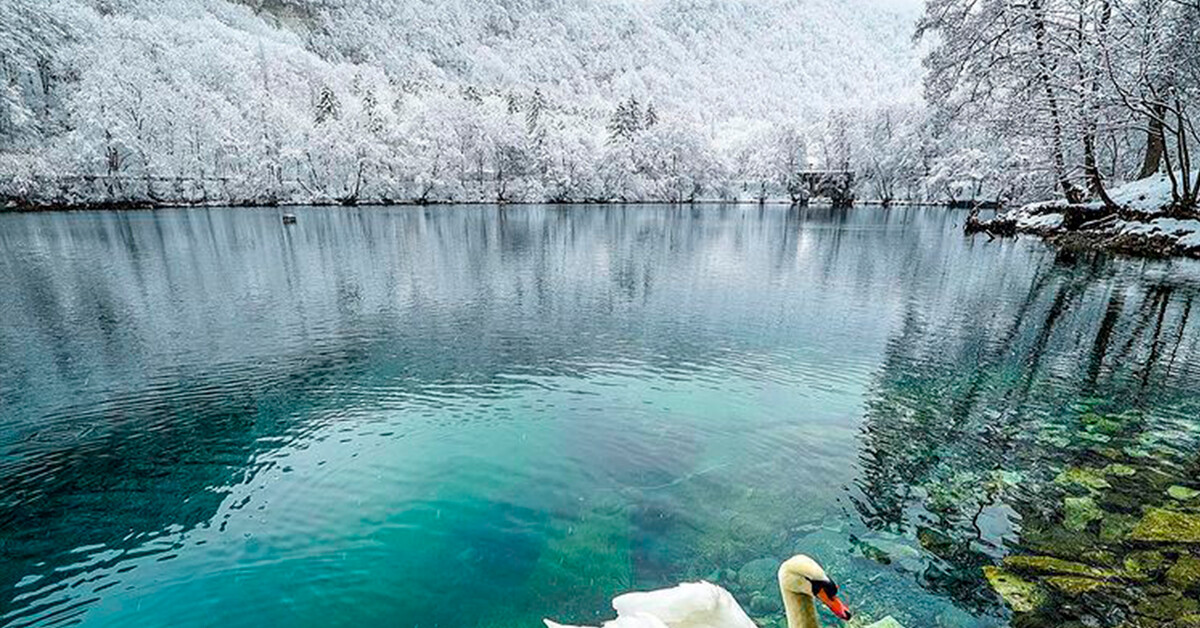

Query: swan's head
(778, 555), (852, 621)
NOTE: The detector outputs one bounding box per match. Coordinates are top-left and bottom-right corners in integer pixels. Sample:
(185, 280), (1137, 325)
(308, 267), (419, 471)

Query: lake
(1, 205), (1199, 628)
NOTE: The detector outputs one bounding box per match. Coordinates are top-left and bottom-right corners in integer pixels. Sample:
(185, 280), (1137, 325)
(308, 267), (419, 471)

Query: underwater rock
(983, 566), (1047, 613)
(1124, 551), (1167, 580)
(1082, 549), (1118, 567)
(1064, 496), (1103, 532)
(1002, 555), (1117, 579)
(1166, 555), (1200, 590)
(1168, 486), (1200, 501)
(738, 557), (779, 593)
(1130, 509), (1200, 543)
(1101, 513), (1140, 543)
(1045, 575), (1114, 596)
(917, 527), (954, 556)
(852, 617), (904, 628)
(748, 592), (782, 615)
(1167, 614), (1200, 628)
(1135, 593), (1200, 621)
(1055, 467), (1111, 491)
(1104, 464), (1137, 477)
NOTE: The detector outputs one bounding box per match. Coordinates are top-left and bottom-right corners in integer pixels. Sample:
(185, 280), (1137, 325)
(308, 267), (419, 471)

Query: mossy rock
(1166, 555), (1200, 591)
(1002, 555), (1117, 579)
(1100, 513), (1140, 543)
(983, 566), (1047, 613)
(1064, 496), (1103, 532)
(1124, 551), (1167, 580)
(857, 617), (905, 628)
(1104, 464), (1137, 477)
(1167, 614), (1200, 628)
(1045, 575), (1114, 596)
(1023, 521), (1100, 559)
(1168, 486), (1200, 501)
(1130, 509), (1200, 543)
(1055, 467), (1111, 491)
(1135, 593), (1200, 621)
(1081, 412), (1126, 435)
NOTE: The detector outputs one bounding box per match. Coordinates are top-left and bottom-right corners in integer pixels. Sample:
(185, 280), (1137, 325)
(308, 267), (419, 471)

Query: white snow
(1107, 171), (1198, 214)
(1018, 212), (1065, 230)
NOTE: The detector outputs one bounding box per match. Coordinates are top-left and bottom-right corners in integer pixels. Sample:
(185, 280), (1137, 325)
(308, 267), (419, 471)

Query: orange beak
(816, 589), (853, 621)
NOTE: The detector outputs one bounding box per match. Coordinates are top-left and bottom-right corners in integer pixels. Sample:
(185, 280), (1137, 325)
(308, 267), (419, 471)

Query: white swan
(544, 554), (854, 628)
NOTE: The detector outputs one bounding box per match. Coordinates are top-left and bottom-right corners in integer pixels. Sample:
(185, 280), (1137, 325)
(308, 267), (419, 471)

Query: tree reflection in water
(854, 249), (1200, 626)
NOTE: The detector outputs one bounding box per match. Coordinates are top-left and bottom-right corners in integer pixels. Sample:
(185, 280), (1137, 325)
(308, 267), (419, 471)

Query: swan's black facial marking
(807, 578), (839, 598)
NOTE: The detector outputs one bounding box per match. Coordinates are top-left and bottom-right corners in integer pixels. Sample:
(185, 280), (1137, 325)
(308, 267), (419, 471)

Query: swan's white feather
(544, 612), (671, 628)
(545, 581), (757, 628)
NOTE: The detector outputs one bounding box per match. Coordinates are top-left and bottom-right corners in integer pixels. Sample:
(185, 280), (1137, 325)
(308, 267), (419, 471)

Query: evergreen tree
(315, 85), (340, 124)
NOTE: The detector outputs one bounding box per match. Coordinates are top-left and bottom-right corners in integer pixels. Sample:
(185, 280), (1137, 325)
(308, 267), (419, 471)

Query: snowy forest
(0, 0), (1198, 210)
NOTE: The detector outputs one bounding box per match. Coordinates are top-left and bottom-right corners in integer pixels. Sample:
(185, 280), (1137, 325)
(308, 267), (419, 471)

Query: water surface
(1, 205), (1199, 628)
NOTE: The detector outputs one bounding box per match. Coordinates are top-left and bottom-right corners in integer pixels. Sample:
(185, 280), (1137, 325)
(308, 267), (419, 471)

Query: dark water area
(0, 205), (1198, 628)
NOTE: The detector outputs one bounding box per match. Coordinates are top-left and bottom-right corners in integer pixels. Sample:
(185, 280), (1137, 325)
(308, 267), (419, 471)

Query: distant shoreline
(0, 198), (982, 215)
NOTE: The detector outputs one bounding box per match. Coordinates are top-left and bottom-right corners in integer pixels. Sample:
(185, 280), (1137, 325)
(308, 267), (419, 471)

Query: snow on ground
(980, 171), (1200, 257)
(1018, 212), (1065, 230)
(1107, 171), (1190, 214)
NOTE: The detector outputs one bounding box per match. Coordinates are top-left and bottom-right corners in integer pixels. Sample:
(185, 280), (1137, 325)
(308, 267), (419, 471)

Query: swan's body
(544, 555), (851, 628)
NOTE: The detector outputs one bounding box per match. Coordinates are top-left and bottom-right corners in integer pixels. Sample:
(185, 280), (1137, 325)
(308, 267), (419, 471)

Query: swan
(544, 554), (853, 628)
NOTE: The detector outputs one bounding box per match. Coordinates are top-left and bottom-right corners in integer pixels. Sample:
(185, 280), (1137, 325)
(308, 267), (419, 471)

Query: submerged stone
(1104, 464), (1137, 477)
(1002, 555), (1117, 579)
(1124, 551), (1167, 580)
(1045, 575), (1114, 596)
(738, 557), (779, 594)
(983, 566), (1046, 613)
(1055, 467), (1111, 491)
(859, 617), (905, 628)
(1130, 509), (1200, 543)
(1064, 496), (1103, 532)
(1168, 486), (1200, 501)
(1166, 555), (1200, 590)
(1101, 513), (1140, 543)
(1168, 615), (1200, 628)
(1135, 593), (1200, 621)
(748, 592), (782, 615)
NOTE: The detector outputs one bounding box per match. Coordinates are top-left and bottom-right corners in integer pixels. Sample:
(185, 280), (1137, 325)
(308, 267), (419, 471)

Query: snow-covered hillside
(0, 0), (923, 206)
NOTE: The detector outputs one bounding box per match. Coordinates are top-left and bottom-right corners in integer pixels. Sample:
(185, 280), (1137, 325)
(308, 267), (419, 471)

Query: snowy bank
(966, 172), (1200, 259)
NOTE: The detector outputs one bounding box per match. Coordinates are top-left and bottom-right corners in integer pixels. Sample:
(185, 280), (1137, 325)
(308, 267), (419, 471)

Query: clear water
(1, 205), (1198, 628)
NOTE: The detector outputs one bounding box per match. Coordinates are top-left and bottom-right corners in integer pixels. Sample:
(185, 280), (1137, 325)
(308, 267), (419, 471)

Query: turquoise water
(1, 205), (1199, 628)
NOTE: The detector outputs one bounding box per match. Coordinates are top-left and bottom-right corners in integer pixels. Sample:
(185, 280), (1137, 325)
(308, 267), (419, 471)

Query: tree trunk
(1031, 0), (1083, 203)
(1137, 103), (1167, 179)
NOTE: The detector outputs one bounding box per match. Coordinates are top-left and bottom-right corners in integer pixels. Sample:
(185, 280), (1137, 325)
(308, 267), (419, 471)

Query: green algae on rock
(1064, 496), (1103, 532)
(1130, 509), (1200, 543)
(1168, 486), (1200, 501)
(1002, 555), (1117, 579)
(983, 566), (1047, 613)
(1045, 575), (1115, 596)
(1124, 550), (1167, 580)
(1101, 513), (1140, 543)
(1105, 464), (1137, 477)
(1166, 555), (1200, 590)
(1056, 467), (1112, 491)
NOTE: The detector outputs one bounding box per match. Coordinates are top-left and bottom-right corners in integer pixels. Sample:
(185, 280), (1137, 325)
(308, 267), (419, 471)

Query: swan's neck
(781, 589), (820, 628)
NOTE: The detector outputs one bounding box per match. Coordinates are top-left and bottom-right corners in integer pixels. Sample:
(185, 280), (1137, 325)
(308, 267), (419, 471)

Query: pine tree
(526, 88), (546, 135)
(315, 85), (340, 124)
(644, 102), (658, 127)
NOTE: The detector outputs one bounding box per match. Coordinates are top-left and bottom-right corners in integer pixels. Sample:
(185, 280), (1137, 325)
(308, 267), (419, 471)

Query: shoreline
(0, 197), (963, 214)
(967, 206), (1200, 260)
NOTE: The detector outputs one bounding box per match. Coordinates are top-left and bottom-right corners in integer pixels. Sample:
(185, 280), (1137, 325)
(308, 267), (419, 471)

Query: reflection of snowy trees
(853, 250), (1200, 618)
